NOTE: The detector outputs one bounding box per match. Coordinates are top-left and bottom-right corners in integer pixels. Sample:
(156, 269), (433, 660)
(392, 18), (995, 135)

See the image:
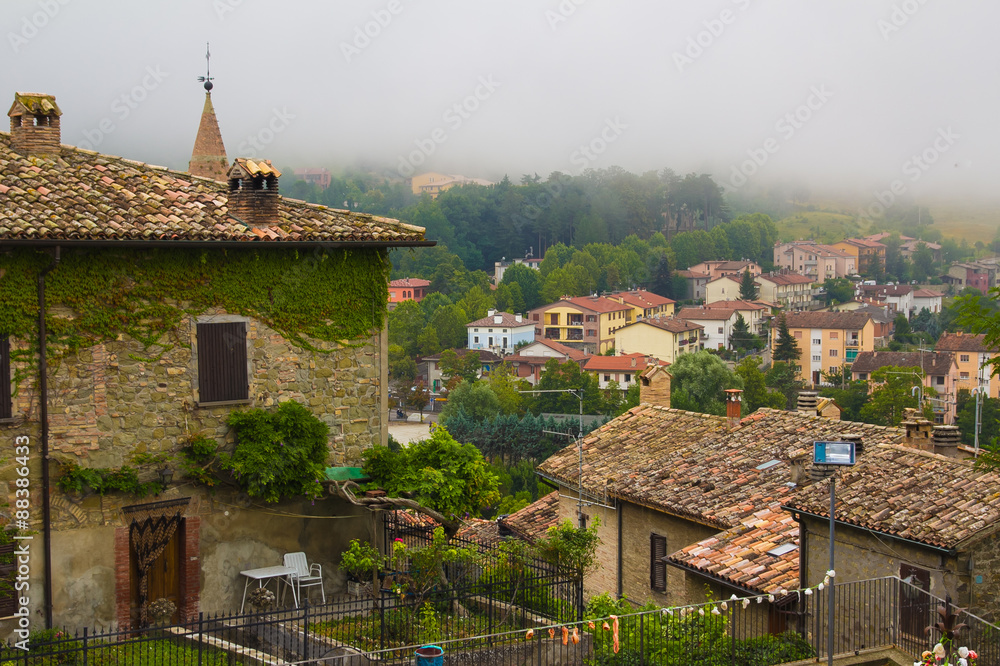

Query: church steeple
(189, 44), (228, 181)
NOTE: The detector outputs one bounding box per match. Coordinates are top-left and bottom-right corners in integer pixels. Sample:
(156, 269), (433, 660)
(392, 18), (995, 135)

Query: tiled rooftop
(467, 311), (531, 328)
(500, 491), (560, 543)
(759, 273), (814, 286)
(0, 133), (427, 245)
(668, 506), (799, 595)
(676, 307), (739, 321)
(779, 311), (872, 330)
(785, 443), (1000, 549)
(623, 317), (703, 334)
(936, 332), (993, 354)
(851, 351), (956, 376)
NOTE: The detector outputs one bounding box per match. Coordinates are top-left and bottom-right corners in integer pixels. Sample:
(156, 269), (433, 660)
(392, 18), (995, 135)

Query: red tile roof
(0, 133), (427, 246)
(583, 353), (665, 373)
(390, 278), (431, 288)
(614, 289), (675, 309)
(758, 273), (814, 286)
(559, 296), (632, 313)
(500, 492), (560, 543)
(668, 506), (799, 595)
(936, 332), (993, 354)
(676, 307), (739, 321)
(705, 300), (767, 311)
(621, 317), (703, 335)
(466, 311), (532, 328)
(676, 270), (711, 279)
(528, 338), (591, 361)
(912, 289), (944, 298)
(778, 311), (872, 330)
(851, 351), (956, 376)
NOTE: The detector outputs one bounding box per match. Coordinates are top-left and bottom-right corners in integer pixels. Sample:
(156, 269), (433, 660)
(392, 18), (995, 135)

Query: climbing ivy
(0, 246), (390, 376)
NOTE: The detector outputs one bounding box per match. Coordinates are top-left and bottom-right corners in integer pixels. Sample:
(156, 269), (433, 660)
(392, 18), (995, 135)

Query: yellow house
(609, 289), (675, 320)
(936, 332), (1000, 399)
(704, 276), (741, 303)
(773, 311), (875, 385)
(409, 172), (492, 198)
(614, 317), (704, 363)
(528, 296), (633, 354)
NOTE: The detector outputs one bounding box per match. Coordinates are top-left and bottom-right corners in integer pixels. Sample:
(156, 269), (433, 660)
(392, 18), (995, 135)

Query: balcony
(565, 328), (583, 341)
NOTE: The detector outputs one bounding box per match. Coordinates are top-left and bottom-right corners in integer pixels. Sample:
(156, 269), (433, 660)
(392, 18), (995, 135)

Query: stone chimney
(788, 448), (810, 486)
(494, 315), (503, 325)
(515, 314), (522, 323)
(227, 158), (281, 227)
(487, 309), (496, 317)
(901, 408), (934, 451)
(841, 432), (864, 457)
(639, 365), (670, 408)
(932, 425), (962, 459)
(797, 391), (819, 413)
(8, 92), (61, 157)
(725, 388), (742, 428)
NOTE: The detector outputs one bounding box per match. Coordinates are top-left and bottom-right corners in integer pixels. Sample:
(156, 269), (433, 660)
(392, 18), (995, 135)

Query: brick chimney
(841, 432), (864, 457)
(725, 388), (742, 428)
(227, 158), (281, 227)
(900, 408), (934, 451)
(639, 365), (670, 408)
(797, 390), (819, 413)
(8, 92), (61, 157)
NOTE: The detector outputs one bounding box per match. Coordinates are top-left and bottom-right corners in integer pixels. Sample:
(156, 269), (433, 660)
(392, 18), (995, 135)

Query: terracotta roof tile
(620, 317), (703, 334)
(936, 333), (993, 354)
(500, 492), (560, 543)
(467, 311), (532, 328)
(676, 307), (739, 321)
(778, 311), (872, 330)
(584, 353), (666, 373)
(0, 133), (426, 245)
(851, 351), (956, 376)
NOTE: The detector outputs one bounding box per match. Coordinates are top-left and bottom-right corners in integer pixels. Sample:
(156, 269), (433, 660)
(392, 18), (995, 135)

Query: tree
(955, 390), (1000, 449)
(772, 314), (801, 363)
(439, 380), (502, 423)
(457, 286), (493, 321)
(438, 349), (482, 387)
(501, 263), (543, 311)
(911, 242), (935, 283)
(735, 357), (785, 413)
(388, 344), (416, 383)
(408, 382), (430, 418)
(668, 351), (743, 415)
(859, 365), (931, 426)
(738, 268), (758, 300)
(729, 313), (760, 352)
(417, 324), (441, 356)
(649, 253), (675, 299)
(823, 278), (854, 305)
(893, 313), (913, 345)
(765, 361), (804, 410)
(485, 362), (524, 415)
(533, 359), (604, 415)
(430, 303), (469, 350)
(362, 425), (500, 519)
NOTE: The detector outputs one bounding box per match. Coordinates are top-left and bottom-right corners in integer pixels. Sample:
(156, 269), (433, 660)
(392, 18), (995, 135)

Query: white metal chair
(284, 552), (325, 605)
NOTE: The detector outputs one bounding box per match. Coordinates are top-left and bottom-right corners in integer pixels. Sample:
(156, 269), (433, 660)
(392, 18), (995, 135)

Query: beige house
(774, 311), (875, 384)
(936, 332), (1000, 399)
(704, 276), (741, 303)
(757, 272), (816, 310)
(529, 296), (633, 354)
(614, 317), (704, 363)
(609, 289), (675, 320)
(773, 242), (856, 281)
(688, 260), (761, 281)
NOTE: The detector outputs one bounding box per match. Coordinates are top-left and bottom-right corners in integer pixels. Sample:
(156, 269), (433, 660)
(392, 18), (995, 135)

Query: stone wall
(0, 309), (386, 632)
(965, 524), (1000, 623)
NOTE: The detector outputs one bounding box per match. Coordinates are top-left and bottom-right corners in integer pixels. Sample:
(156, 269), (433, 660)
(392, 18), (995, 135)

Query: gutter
(0, 240), (436, 249)
(38, 246), (60, 630)
(784, 506), (956, 557)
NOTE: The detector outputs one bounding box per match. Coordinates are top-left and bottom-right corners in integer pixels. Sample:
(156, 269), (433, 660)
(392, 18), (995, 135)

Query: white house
(911, 289), (944, 315)
(467, 310), (535, 355)
(675, 306), (740, 350)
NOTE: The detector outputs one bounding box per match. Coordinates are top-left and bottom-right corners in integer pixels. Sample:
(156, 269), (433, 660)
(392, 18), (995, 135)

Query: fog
(2, 0), (997, 204)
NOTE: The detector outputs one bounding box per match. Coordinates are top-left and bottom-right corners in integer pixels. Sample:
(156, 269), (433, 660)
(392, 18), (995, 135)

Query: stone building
(0, 92), (430, 630)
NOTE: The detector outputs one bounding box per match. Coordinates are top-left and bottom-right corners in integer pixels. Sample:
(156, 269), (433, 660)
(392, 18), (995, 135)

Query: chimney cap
(8, 92), (62, 118)
(228, 157), (281, 179)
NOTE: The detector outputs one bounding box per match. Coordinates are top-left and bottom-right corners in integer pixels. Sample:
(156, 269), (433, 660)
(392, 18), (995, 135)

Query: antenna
(197, 42), (214, 91)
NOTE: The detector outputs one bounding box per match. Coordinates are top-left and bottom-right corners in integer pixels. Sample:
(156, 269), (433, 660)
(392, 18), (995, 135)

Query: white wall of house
(467, 320), (535, 355)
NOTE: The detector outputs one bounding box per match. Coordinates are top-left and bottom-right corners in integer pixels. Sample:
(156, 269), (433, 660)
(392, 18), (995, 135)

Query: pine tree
(772, 313), (801, 363)
(739, 268), (759, 301)
(730, 313), (754, 351)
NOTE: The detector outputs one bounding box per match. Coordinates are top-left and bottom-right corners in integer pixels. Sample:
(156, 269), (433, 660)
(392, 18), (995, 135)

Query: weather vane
(197, 42), (214, 91)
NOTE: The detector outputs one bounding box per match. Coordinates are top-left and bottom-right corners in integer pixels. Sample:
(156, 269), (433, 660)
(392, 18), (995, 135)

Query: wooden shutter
(0, 337), (11, 419)
(197, 322), (248, 403)
(650, 533), (667, 592)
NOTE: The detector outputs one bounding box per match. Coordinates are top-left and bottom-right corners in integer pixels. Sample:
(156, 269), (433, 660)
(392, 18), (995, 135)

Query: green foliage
(440, 380), (502, 424)
(57, 463), (162, 497)
(739, 268), (758, 300)
(533, 519), (601, 578)
(438, 349), (482, 388)
(180, 435), (220, 487)
(534, 359), (605, 415)
(736, 357), (785, 413)
(823, 277), (855, 305)
(0, 247), (389, 369)
(339, 539), (384, 582)
(731, 631), (817, 666)
(765, 361), (803, 411)
(446, 411), (604, 467)
(223, 400), (330, 503)
(363, 426), (500, 518)
(772, 314), (801, 363)
(418, 603), (444, 645)
(668, 351), (743, 416)
(859, 365), (932, 426)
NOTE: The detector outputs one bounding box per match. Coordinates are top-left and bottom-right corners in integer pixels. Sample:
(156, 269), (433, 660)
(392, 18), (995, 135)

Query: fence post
(197, 612), (203, 666)
(730, 603), (736, 666)
(82, 626), (87, 666)
(303, 600), (310, 662)
(639, 612), (645, 666)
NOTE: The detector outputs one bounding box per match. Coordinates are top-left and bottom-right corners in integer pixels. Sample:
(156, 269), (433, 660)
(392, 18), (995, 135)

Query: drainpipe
(616, 501), (623, 599)
(38, 246), (60, 629)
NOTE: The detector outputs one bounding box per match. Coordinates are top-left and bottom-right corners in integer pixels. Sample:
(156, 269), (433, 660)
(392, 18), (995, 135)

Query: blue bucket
(415, 644), (444, 666)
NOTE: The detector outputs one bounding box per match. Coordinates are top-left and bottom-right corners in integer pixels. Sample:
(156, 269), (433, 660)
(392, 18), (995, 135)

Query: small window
(488, 329), (493, 333)
(474, 336), (479, 344)
(625, 374), (632, 383)
(829, 349), (838, 357)
(587, 330), (596, 337)
(936, 376), (945, 386)
(197, 322), (249, 403)
(829, 331), (839, 339)
(960, 354), (970, 362)
(960, 372), (969, 379)
(650, 533), (667, 592)
(488, 337), (494, 346)
(502, 337), (508, 348)
(793, 331), (802, 339)
(858, 373), (867, 380)
(813, 338), (821, 345)
(604, 374), (611, 382)
(532, 314), (540, 321)
(0, 336), (11, 419)
(812, 355), (821, 362)
(718, 327), (724, 334)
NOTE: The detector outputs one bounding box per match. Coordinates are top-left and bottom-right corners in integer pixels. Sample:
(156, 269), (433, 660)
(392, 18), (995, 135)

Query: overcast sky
(2, 0), (996, 202)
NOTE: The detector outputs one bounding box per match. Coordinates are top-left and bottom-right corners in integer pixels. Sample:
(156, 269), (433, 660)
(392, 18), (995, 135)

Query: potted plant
(340, 539), (383, 597)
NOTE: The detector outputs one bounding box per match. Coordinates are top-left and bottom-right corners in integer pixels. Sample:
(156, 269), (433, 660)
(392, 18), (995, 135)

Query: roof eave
(0, 239), (436, 249)
(781, 505), (956, 556)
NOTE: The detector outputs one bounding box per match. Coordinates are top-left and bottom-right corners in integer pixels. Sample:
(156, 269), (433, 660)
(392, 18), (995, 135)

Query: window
(587, 330), (596, 337)
(936, 376), (945, 386)
(502, 337), (508, 348)
(473, 336), (479, 344)
(488, 329), (493, 333)
(793, 331), (802, 339)
(532, 314), (539, 322)
(625, 374), (632, 383)
(812, 355), (821, 362)
(960, 354), (970, 362)
(488, 337), (494, 346)
(650, 533), (667, 592)
(604, 374), (611, 382)
(858, 373), (867, 380)
(812, 338), (821, 345)
(196, 322), (249, 403)
(474, 328), (479, 333)
(829, 349), (838, 357)
(717, 327), (724, 334)
(960, 372), (970, 379)
(0, 336), (10, 419)
(829, 331), (839, 339)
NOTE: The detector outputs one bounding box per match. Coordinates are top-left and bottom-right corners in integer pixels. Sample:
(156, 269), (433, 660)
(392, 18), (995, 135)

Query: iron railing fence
(1, 576), (996, 665)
